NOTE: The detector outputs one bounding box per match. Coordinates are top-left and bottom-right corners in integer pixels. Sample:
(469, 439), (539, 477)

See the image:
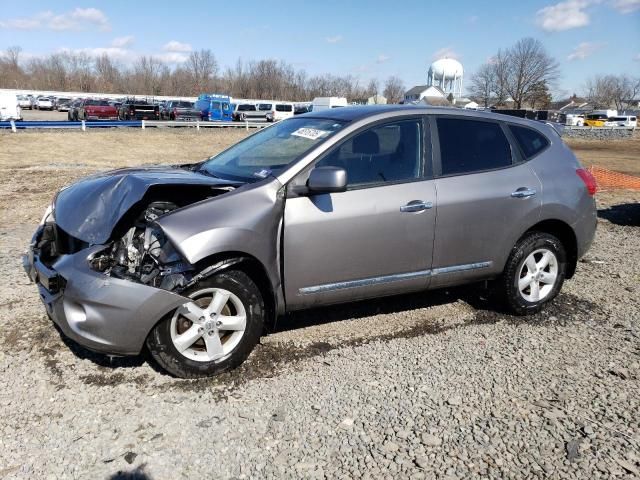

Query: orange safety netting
(588, 166), (640, 190)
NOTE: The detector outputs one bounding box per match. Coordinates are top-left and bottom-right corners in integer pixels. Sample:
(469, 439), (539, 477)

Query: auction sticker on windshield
(291, 128), (331, 140)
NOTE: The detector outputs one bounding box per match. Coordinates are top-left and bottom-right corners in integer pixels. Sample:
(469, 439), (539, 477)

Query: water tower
(427, 58), (464, 99)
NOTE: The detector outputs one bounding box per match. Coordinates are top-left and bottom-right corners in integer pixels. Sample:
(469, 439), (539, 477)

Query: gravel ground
(0, 147), (639, 478)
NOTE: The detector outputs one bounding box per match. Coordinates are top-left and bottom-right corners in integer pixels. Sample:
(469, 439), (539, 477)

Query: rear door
(429, 116), (542, 287)
(283, 117), (436, 309)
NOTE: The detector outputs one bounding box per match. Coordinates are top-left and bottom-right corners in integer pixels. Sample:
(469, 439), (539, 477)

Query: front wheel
(499, 232), (566, 315)
(147, 269), (264, 378)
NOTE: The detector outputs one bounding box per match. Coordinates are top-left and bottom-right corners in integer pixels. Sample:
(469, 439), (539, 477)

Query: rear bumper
(24, 241), (189, 356)
(86, 115), (118, 121)
(572, 197), (597, 259)
(131, 112), (159, 120)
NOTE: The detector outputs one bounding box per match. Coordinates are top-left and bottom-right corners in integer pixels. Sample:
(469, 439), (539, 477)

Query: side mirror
(307, 166), (347, 194)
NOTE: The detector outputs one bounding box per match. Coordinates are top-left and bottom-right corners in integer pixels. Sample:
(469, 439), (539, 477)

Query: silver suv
(24, 106), (597, 378)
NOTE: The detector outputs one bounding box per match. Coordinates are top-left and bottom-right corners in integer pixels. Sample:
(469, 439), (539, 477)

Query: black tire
(499, 231), (566, 315)
(147, 269), (264, 378)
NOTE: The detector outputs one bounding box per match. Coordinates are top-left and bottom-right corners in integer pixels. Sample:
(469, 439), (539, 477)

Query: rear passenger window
(437, 118), (513, 175)
(509, 125), (550, 159)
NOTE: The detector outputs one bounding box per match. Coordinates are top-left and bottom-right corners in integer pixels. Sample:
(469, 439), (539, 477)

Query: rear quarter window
(436, 117), (513, 176)
(508, 125), (550, 160)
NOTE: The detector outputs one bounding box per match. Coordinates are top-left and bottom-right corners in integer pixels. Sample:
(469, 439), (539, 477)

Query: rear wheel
(499, 232), (566, 315)
(147, 270), (264, 378)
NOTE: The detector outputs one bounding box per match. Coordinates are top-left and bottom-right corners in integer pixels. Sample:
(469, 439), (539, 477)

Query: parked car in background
(55, 98), (73, 112)
(77, 99), (119, 120)
(161, 100), (201, 121)
(294, 104), (312, 115)
(563, 113), (585, 126)
(35, 96), (54, 110)
(265, 102), (295, 122)
(232, 103), (263, 121)
(311, 97), (348, 111)
(17, 95), (33, 110)
(67, 99), (83, 121)
(118, 99), (160, 120)
(608, 115), (637, 128)
(25, 106), (597, 378)
(195, 94), (233, 121)
(0, 93), (22, 121)
(584, 113), (610, 127)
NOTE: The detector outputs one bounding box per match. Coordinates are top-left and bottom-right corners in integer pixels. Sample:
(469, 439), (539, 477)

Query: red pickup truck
(77, 99), (118, 120)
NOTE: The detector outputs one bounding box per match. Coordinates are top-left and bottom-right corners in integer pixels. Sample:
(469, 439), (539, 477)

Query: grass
(0, 128), (637, 228)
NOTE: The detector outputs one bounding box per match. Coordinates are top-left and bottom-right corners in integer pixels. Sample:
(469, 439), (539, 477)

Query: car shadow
(598, 202), (640, 227)
(51, 322), (146, 369)
(108, 467), (152, 480)
(273, 282), (496, 334)
(52, 282), (496, 371)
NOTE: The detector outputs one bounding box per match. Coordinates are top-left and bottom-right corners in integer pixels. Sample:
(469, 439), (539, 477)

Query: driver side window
(316, 119), (422, 187)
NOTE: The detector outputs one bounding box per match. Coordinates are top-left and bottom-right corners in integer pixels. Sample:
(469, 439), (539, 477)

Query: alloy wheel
(170, 288), (247, 362)
(517, 248), (558, 302)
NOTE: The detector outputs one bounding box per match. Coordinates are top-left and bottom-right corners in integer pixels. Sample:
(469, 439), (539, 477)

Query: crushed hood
(54, 165), (240, 244)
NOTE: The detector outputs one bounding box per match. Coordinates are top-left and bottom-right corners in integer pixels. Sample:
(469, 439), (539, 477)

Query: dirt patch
(565, 132), (640, 177)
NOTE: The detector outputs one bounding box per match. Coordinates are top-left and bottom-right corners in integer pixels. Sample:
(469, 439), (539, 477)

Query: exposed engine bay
(89, 201), (194, 291)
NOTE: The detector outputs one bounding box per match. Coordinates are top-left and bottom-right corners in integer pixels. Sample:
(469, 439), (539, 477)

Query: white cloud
(162, 41), (192, 53)
(376, 54), (390, 64)
(0, 8), (110, 31)
(567, 42), (604, 60)
(431, 46), (460, 60)
(326, 35), (343, 44)
(536, 0), (591, 31)
(610, 0), (640, 13)
(111, 35), (134, 48)
(156, 52), (189, 64)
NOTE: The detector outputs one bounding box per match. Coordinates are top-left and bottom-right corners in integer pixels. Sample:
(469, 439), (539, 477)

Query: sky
(0, 0), (639, 99)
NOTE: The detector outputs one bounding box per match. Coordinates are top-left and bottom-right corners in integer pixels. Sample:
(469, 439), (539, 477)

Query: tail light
(576, 168), (597, 196)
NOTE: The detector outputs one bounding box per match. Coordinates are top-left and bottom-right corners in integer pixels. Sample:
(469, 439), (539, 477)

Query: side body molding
(155, 178), (286, 313)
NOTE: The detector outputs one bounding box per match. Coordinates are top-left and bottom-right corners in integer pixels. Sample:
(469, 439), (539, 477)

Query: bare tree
(383, 76), (404, 104)
(500, 38), (559, 109)
(468, 63), (495, 108)
(585, 74), (640, 110)
(186, 49), (218, 93)
(366, 79), (379, 98)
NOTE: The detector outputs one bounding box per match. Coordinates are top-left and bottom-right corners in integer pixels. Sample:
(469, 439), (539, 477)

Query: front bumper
(24, 242), (189, 356)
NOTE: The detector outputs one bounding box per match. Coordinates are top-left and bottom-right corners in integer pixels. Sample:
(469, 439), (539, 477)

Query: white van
(265, 103), (294, 122)
(0, 93), (22, 121)
(311, 97), (348, 111)
(609, 116), (637, 128)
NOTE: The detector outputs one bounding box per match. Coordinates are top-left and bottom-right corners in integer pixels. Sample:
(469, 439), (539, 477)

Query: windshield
(199, 118), (346, 182)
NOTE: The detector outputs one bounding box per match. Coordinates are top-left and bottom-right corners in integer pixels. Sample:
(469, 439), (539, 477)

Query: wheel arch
(523, 219), (578, 279)
(192, 251), (278, 330)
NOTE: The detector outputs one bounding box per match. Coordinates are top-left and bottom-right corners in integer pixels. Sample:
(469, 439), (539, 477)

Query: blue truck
(195, 94), (233, 121)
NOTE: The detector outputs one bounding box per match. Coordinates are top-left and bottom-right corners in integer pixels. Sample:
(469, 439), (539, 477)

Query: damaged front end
(88, 201), (194, 292)
(24, 165), (243, 355)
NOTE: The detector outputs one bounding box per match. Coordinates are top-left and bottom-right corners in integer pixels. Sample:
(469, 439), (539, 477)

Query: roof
(421, 96), (451, 107)
(404, 85), (429, 97)
(300, 104), (551, 128)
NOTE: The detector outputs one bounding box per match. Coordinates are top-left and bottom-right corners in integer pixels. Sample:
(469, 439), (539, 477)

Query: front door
(283, 118), (436, 309)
